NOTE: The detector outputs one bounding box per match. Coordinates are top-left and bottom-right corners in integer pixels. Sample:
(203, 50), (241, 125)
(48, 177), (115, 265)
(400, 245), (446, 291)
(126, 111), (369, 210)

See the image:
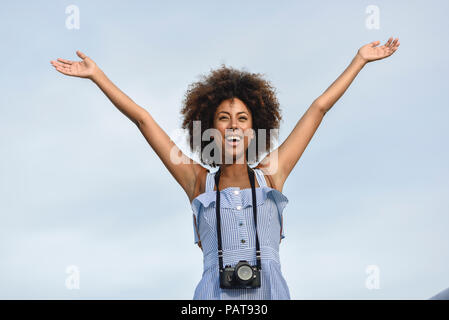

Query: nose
(228, 124), (240, 136)
(230, 116), (239, 130)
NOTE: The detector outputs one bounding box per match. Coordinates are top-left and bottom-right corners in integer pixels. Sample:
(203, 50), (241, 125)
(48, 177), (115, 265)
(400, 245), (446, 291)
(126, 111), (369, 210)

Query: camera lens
(236, 264), (253, 281)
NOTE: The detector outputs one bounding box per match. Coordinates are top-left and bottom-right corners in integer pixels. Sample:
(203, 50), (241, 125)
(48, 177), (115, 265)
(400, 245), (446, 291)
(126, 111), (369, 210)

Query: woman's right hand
(50, 50), (98, 79)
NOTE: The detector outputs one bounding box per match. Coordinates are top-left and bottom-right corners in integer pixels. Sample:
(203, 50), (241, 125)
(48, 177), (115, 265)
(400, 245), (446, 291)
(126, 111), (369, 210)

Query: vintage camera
(219, 260), (261, 289)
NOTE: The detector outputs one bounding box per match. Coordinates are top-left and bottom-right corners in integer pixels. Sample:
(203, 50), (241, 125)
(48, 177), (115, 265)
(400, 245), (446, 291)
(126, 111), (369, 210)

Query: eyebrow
(217, 111), (248, 116)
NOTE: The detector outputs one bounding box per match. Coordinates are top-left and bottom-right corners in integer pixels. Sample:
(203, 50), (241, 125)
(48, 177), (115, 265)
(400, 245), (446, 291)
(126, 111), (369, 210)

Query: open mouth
(224, 134), (243, 148)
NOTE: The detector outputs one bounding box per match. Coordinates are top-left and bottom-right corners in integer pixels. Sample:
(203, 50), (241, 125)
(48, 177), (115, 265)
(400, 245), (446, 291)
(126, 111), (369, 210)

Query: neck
(219, 162), (249, 179)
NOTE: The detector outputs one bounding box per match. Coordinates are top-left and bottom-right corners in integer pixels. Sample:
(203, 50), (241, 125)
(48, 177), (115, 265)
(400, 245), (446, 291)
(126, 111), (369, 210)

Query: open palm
(358, 37), (400, 63)
(50, 50), (97, 78)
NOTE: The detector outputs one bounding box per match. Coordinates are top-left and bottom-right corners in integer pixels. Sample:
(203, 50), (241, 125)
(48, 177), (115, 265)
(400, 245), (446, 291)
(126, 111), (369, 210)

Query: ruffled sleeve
(244, 186), (289, 239)
(253, 167), (288, 239)
(191, 192), (217, 244)
(191, 199), (201, 245)
(265, 188), (289, 239)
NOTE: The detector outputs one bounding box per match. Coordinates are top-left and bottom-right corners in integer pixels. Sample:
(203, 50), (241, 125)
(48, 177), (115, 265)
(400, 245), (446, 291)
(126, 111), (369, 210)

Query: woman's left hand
(357, 37), (400, 63)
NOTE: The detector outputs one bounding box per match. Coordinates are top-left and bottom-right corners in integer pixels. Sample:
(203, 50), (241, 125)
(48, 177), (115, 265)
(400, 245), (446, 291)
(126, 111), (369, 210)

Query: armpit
(255, 164), (277, 190)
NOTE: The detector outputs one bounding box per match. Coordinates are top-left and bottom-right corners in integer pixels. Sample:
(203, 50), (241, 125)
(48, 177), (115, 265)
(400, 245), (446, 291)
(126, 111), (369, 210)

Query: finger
(76, 50), (87, 59)
(50, 60), (63, 67)
(51, 60), (69, 68)
(57, 58), (73, 65)
(392, 42), (400, 52)
(55, 65), (73, 76)
(388, 41), (399, 55)
(53, 64), (70, 72)
(384, 37), (393, 47)
(53, 65), (67, 74)
(51, 61), (71, 70)
(390, 38), (398, 48)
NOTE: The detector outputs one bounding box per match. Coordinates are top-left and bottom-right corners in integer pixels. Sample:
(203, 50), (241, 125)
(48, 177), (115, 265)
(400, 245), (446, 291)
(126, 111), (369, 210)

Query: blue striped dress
(191, 168), (291, 300)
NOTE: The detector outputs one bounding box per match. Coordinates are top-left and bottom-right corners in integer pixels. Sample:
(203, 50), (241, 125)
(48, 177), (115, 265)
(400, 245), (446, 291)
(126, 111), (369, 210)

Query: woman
(50, 37), (400, 299)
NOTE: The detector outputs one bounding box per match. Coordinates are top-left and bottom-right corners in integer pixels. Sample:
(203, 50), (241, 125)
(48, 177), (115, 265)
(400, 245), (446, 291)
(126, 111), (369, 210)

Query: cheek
(243, 126), (255, 141)
(211, 124), (224, 139)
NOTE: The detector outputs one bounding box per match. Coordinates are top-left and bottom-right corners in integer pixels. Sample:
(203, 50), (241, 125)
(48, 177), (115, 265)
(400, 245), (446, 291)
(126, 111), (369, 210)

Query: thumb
(371, 40), (380, 47)
(76, 50), (87, 59)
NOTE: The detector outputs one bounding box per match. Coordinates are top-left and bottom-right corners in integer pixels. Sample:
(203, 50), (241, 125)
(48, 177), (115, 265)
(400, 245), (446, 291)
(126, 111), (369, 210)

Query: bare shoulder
(189, 164), (209, 203)
(255, 153), (286, 193)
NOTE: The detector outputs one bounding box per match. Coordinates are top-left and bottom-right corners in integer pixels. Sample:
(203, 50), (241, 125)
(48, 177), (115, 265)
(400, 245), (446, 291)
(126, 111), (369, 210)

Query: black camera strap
(214, 164), (262, 272)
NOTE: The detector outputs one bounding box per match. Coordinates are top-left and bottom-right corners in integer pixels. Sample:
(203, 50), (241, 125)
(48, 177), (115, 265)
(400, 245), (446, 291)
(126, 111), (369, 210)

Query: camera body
(219, 260), (261, 289)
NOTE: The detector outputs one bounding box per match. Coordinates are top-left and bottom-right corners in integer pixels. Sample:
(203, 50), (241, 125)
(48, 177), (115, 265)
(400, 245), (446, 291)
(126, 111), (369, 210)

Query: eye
(219, 116), (228, 120)
(239, 117), (247, 121)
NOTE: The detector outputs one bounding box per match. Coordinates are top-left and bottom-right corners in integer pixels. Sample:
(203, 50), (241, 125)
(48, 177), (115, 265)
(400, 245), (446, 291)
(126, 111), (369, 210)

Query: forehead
(215, 98), (250, 114)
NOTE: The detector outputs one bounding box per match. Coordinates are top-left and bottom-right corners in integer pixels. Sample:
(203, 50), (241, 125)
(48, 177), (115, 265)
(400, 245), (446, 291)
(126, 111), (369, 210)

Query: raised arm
(50, 51), (202, 200)
(259, 37), (400, 190)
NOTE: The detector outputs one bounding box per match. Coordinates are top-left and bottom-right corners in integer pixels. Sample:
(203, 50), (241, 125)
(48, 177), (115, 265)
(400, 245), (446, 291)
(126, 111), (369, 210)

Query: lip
(225, 134), (243, 139)
(224, 137), (243, 148)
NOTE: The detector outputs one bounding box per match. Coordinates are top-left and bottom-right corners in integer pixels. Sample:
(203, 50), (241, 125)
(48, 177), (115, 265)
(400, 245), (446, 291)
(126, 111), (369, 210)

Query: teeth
(226, 135), (241, 142)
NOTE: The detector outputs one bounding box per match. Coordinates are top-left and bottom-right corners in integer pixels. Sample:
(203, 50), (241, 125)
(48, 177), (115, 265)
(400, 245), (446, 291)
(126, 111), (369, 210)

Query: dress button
(236, 205), (242, 210)
(239, 222), (243, 226)
(234, 190), (239, 195)
(241, 239), (246, 244)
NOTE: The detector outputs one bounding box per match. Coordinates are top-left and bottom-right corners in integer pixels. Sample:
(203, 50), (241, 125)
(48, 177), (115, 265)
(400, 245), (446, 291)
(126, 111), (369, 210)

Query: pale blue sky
(1, 0), (448, 299)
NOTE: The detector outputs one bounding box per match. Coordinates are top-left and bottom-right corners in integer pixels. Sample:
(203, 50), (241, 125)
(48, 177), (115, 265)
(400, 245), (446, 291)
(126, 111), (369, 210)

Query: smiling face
(213, 97), (254, 164)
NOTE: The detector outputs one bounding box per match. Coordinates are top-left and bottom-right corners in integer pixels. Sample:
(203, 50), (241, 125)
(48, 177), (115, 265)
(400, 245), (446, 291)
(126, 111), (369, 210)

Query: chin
(219, 141), (248, 164)
(222, 151), (247, 164)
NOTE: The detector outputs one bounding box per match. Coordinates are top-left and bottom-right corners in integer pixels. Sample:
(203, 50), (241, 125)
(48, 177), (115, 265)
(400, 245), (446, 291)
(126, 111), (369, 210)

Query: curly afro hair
(180, 64), (283, 167)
